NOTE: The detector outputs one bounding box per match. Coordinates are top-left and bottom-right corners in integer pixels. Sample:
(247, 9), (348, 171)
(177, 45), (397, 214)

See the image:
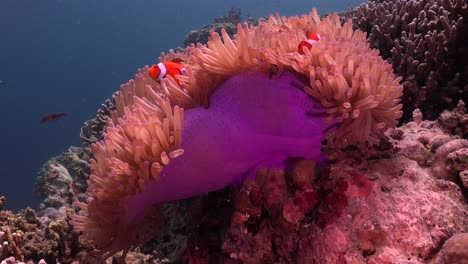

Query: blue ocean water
(0, 0), (365, 211)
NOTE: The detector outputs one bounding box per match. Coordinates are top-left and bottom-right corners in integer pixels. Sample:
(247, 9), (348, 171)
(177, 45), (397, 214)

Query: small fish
(40, 112), (67, 123)
(297, 32), (321, 54)
(148, 59), (185, 84)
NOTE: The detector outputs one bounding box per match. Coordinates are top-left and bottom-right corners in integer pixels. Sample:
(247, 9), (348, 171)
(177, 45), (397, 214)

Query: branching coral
(345, 0), (468, 120)
(0, 204), (75, 263)
(183, 7), (256, 47)
(70, 8), (403, 260)
(80, 95), (117, 149)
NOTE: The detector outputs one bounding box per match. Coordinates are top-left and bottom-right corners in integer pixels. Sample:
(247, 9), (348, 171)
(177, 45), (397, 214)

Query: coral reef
(35, 147), (91, 210)
(183, 105), (468, 264)
(432, 138), (468, 181)
(0, 1), (463, 263)
(344, 0), (468, 121)
(35, 162), (74, 210)
(31, 145), (191, 263)
(80, 94), (118, 150)
(183, 8), (263, 47)
(221, 162), (320, 264)
(70, 7), (405, 260)
(438, 100), (468, 137)
(183, 1), (468, 122)
(39, 101), (466, 264)
(0, 197), (81, 264)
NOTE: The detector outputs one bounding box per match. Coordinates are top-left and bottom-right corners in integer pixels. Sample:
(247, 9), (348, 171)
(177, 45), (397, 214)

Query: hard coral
(80, 94), (117, 150)
(35, 147), (91, 210)
(0, 198), (80, 264)
(433, 139), (468, 180)
(183, 8), (263, 47)
(35, 162), (73, 210)
(346, 0), (468, 120)
(438, 100), (468, 137)
(71, 8), (403, 260)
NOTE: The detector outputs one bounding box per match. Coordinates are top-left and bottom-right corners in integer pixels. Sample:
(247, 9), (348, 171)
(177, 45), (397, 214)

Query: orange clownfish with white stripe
(148, 59), (185, 84)
(297, 32), (321, 54)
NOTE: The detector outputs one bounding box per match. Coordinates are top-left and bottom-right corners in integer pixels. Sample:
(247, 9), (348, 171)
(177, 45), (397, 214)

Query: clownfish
(148, 59), (185, 84)
(297, 32), (321, 54)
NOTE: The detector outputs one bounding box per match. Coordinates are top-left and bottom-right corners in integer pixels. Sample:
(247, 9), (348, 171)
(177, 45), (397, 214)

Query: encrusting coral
(70, 8), (403, 260)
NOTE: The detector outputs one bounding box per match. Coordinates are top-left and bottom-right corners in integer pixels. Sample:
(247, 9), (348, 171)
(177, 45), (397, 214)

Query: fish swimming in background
(40, 112), (67, 123)
(148, 59), (185, 84)
(298, 32), (321, 54)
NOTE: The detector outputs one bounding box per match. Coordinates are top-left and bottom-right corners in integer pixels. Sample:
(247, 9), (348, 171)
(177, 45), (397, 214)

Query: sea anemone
(70, 8), (403, 260)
